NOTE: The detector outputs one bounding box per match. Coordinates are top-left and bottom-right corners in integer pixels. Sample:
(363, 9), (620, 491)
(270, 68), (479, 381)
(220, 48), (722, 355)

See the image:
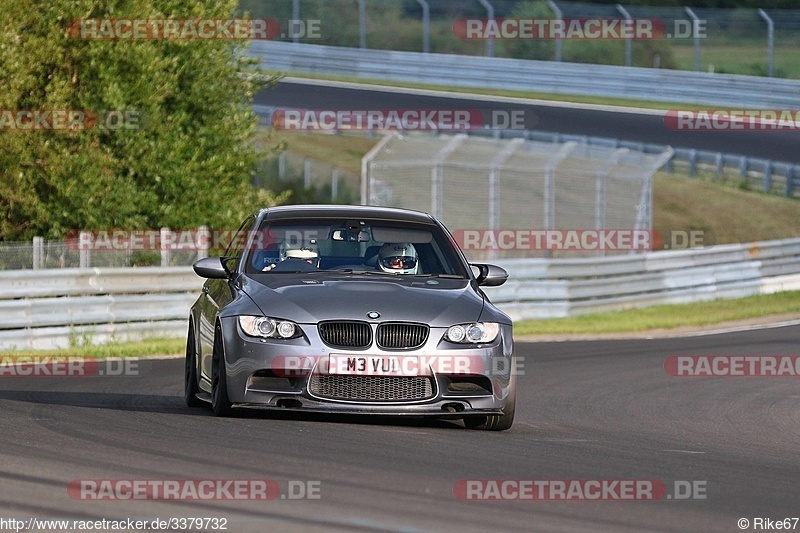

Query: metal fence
(363, 131), (672, 258)
(0, 230), (208, 271)
(243, 0), (800, 78)
(253, 105), (800, 199)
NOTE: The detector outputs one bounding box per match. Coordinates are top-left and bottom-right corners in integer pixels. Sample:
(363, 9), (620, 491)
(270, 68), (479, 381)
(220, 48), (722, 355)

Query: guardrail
(485, 238), (800, 320)
(2, 239), (800, 349)
(0, 268), (201, 351)
(250, 41), (800, 108)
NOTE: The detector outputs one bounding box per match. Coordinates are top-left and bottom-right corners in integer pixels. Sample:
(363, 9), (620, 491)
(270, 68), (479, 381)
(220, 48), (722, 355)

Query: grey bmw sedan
(186, 205), (515, 430)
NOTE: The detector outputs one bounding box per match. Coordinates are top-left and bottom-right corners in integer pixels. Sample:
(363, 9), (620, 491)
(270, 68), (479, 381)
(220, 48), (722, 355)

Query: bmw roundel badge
(367, 311), (380, 319)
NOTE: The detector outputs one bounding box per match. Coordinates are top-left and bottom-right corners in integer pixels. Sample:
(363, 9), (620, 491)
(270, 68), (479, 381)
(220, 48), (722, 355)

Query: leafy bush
(0, 0), (285, 241)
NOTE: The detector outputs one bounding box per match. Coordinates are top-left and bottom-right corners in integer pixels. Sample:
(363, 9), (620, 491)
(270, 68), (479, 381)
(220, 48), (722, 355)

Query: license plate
(327, 354), (423, 376)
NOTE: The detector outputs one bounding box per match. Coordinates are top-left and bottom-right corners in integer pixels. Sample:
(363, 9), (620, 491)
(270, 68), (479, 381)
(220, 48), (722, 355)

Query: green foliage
(499, 1), (676, 68)
(0, 0), (285, 241)
(498, 1), (556, 61)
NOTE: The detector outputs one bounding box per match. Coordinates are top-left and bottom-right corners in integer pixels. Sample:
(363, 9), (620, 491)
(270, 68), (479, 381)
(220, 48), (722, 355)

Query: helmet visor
(381, 256), (417, 271)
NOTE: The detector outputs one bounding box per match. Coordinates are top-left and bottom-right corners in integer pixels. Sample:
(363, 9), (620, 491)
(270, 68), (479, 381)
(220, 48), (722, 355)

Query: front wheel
(211, 325), (235, 417)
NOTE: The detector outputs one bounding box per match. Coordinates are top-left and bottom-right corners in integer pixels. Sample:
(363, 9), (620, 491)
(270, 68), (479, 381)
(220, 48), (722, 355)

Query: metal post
(478, 0), (495, 58)
(595, 149), (629, 251)
(360, 132), (397, 205)
(617, 4), (633, 67)
(787, 166), (796, 197)
(415, 0), (430, 54)
(685, 8), (701, 72)
(197, 226), (209, 260)
(758, 9), (775, 78)
(547, 0), (563, 62)
(79, 231), (90, 268)
(488, 140), (524, 229)
(304, 158), (312, 189)
(358, 0), (367, 49)
(160, 227), (170, 267)
(278, 152), (286, 180)
(633, 148), (674, 238)
(32, 236), (43, 270)
(430, 135), (468, 219)
(544, 142), (578, 231)
(331, 167), (339, 201)
(292, 0), (301, 44)
(764, 161), (773, 193)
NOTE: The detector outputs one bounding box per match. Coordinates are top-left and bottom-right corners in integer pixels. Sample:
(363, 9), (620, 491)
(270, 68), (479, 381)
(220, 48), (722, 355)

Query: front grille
(309, 375), (434, 401)
(318, 321), (372, 348)
(376, 323), (429, 350)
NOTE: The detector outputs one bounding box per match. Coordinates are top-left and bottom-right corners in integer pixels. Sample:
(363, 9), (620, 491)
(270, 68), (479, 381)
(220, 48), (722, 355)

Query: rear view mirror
(471, 263), (508, 287)
(193, 257), (228, 279)
(331, 229), (371, 242)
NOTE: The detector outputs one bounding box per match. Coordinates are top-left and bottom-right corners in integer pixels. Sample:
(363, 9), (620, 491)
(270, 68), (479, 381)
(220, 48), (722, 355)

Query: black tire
(464, 387), (516, 431)
(211, 325), (235, 417)
(185, 323), (205, 408)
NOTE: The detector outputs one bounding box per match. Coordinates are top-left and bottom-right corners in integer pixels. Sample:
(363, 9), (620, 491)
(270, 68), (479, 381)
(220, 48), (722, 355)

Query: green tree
(0, 0), (285, 240)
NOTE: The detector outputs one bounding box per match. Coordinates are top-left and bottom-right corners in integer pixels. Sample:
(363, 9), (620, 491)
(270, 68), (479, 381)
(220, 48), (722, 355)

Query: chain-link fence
(242, 0), (800, 78)
(0, 232), (205, 271)
(255, 151), (361, 204)
(364, 132), (672, 259)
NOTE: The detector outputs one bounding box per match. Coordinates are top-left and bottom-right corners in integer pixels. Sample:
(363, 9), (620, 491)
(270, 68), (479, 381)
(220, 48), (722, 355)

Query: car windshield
(244, 218), (468, 277)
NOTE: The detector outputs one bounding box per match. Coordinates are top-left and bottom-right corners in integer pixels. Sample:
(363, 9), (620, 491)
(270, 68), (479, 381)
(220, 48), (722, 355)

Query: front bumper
(218, 317), (515, 416)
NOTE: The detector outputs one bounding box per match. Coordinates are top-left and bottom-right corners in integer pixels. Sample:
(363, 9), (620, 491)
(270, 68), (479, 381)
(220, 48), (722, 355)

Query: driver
(377, 243), (418, 274)
(263, 240), (320, 271)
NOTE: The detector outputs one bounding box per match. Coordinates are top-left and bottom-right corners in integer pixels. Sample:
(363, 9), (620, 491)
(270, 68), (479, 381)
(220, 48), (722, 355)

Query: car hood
(241, 274), (484, 326)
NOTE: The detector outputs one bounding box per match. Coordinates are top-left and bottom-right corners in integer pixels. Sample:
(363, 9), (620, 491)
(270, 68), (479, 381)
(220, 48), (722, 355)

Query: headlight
(445, 322), (500, 344)
(239, 316), (301, 339)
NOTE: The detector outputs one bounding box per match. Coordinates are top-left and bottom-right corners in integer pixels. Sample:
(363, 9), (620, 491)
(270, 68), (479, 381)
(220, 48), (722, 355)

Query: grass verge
(0, 337), (185, 359)
(514, 291), (800, 337)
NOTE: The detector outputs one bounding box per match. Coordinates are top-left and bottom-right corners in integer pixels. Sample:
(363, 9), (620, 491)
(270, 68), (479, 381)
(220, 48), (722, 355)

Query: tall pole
(478, 0), (495, 58)
(758, 9), (775, 78)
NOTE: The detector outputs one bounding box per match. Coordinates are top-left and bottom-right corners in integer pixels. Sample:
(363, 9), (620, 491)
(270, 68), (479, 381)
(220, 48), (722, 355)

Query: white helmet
(378, 243), (418, 274)
(282, 240), (319, 264)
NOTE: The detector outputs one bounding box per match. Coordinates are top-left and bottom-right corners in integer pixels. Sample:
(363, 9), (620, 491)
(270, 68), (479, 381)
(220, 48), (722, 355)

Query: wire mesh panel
(364, 132), (672, 259)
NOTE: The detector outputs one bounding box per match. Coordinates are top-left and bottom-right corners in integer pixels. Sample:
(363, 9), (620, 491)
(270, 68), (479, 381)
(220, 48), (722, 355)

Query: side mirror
(471, 264), (508, 287)
(193, 257), (229, 279)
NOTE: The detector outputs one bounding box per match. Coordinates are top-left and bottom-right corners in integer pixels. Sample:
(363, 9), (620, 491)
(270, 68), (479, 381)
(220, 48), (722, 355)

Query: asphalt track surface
(1, 324), (799, 532)
(254, 79), (800, 164)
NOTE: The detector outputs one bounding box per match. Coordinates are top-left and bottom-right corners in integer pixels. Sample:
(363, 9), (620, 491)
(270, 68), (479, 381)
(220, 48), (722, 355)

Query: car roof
(258, 205), (437, 224)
